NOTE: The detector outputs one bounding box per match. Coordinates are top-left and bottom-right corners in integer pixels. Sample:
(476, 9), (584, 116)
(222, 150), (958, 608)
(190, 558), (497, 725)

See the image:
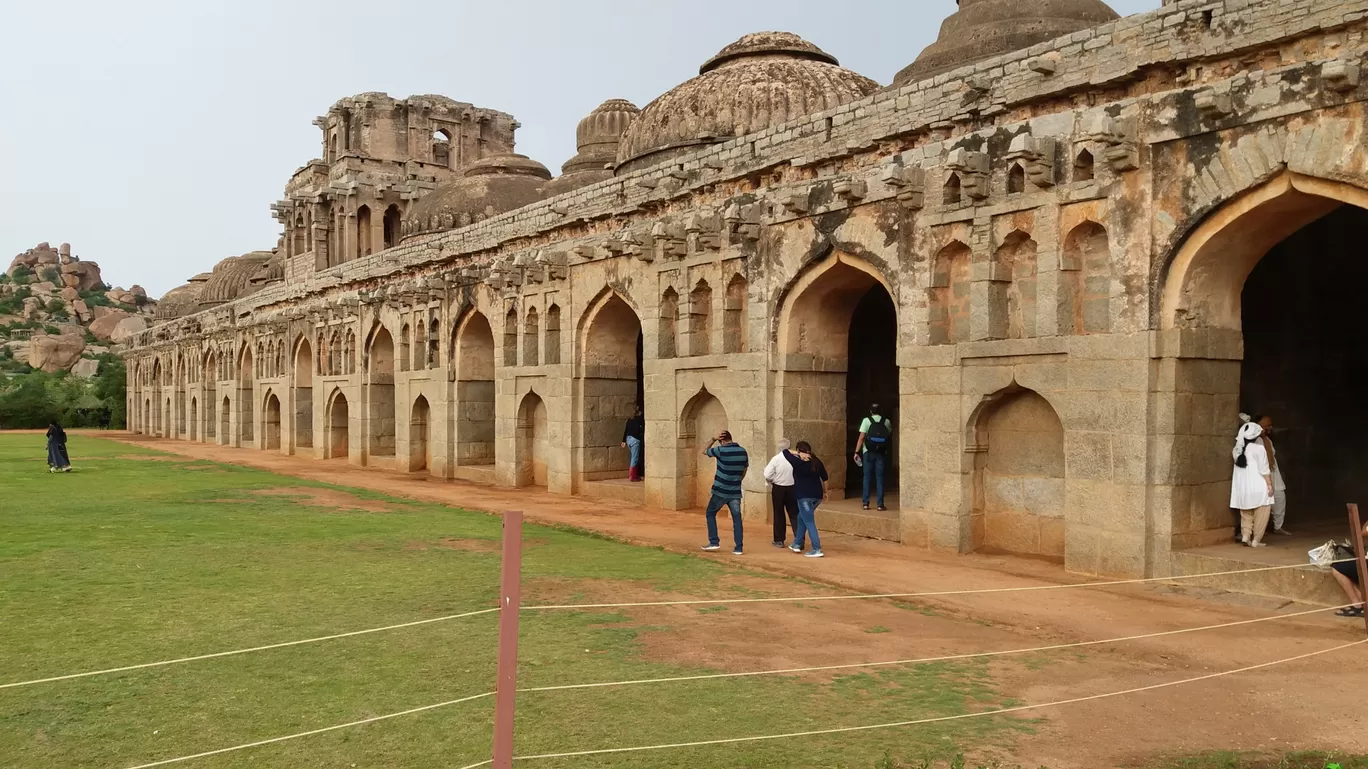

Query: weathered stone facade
(124, 0), (1368, 578)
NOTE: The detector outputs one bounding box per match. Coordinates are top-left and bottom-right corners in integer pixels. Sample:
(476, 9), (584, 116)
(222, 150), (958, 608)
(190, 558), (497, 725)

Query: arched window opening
(1061, 221), (1112, 335)
(688, 280), (712, 356)
(1007, 163), (1026, 194)
(1074, 149), (1095, 182)
(292, 215), (305, 256)
(523, 307), (539, 366)
(723, 275), (747, 354)
(383, 205), (401, 250)
(944, 173), (962, 205)
(929, 241), (972, 345)
(432, 128), (452, 169)
(356, 205), (373, 258)
(414, 321), (427, 371)
(504, 308), (519, 366)
(995, 231), (1039, 340)
(427, 310), (440, 368)
(544, 304), (562, 365)
(658, 288), (678, 359)
(400, 324), (412, 372)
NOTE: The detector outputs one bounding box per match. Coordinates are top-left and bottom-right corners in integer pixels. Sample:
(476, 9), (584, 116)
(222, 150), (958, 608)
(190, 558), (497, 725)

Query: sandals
(1335, 606), (1365, 618)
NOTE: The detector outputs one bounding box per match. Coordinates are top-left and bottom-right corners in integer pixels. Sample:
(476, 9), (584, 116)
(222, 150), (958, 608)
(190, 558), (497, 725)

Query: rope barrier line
(6, 558), (1352, 691)
(516, 602), (1357, 695)
(120, 691), (496, 769)
(509, 638), (1368, 762)
(0, 608), (499, 691)
(525, 558), (1357, 611)
(114, 604), (1355, 769)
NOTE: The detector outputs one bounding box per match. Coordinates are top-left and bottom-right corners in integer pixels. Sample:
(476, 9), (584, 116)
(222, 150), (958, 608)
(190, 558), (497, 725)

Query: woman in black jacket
(783, 441), (828, 558)
(46, 422), (71, 473)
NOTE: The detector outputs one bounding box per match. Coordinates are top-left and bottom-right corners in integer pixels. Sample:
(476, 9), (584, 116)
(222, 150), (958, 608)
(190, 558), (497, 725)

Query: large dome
(154, 282), (204, 322)
(615, 32), (879, 174)
(402, 153), (550, 240)
(543, 99), (640, 198)
(198, 252), (273, 309)
(892, 0), (1119, 88)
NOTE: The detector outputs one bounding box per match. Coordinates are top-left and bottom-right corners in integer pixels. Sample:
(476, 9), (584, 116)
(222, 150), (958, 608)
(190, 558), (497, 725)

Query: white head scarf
(1233, 418), (1263, 462)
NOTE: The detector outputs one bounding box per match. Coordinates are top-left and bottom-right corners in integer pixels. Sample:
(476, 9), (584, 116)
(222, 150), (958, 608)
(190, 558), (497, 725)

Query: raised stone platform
(817, 495), (901, 542)
(579, 478), (645, 505)
(1171, 524), (1344, 606)
(452, 464), (496, 485)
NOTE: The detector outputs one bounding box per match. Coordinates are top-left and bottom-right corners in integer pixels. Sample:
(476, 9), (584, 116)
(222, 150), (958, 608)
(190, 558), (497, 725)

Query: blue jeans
(794, 497), (822, 552)
(705, 494), (743, 550)
(862, 451), (886, 507)
(625, 436), (642, 471)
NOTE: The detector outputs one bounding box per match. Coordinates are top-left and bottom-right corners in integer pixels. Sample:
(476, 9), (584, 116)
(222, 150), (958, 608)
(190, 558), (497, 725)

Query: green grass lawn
(0, 435), (1028, 768)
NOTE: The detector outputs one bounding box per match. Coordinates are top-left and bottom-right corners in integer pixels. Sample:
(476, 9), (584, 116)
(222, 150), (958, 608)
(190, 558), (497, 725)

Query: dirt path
(98, 433), (1368, 768)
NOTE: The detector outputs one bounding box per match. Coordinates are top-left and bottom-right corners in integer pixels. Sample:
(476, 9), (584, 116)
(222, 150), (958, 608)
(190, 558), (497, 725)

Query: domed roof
(615, 32), (879, 173)
(154, 282), (204, 321)
(402, 153), (550, 240)
(198, 251), (274, 308)
(248, 252), (285, 288)
(544, 99), (640, 198)
(892, 0), (1119, 87)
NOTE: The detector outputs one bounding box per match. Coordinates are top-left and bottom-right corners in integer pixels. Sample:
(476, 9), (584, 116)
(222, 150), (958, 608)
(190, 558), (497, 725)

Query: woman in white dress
(1230, 418), (1275, 547)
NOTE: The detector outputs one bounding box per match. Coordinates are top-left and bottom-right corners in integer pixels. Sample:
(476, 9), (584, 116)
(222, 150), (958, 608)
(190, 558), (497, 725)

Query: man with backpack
(853, 403), (892, 511)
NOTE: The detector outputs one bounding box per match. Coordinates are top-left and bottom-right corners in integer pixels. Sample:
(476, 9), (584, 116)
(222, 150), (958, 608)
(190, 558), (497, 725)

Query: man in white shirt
(764, 438), (799, 548)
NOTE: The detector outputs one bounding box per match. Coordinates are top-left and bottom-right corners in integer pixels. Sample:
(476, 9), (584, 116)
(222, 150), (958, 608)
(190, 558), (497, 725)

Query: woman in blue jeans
(783, 441), (829, 558)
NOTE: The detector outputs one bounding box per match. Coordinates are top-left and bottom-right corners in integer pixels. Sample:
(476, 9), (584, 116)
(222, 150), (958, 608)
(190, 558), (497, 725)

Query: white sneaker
(788, 545), (802, 553)
(731, 549), (743, 556)
(701, 544), (721, 551)
(1250, 541), (1267, 548)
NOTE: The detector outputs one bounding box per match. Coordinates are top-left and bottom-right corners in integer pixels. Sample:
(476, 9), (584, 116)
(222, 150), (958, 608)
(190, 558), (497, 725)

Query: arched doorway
(971, 387), (1065, 560)
(410, 395), (430, 472)
(516, 391), (549, 487)
(1162, 173), (1368, 540)
(366, 327), (396, 460)
(238, 346), (254, 445)
(578, 293), (644, 484)
(163, 398), (171, 438)
(204, 352), (217, 441)
(263, 392), (282, 451)
(454, 312), (496, 467)
(189, 398), (198, 442)
(220, 396), (231, 445)
(680, 389), (729, 509)
(294, 338), (314, 450)
(327, 390), (350, 459)
(777, 254), (898, 505)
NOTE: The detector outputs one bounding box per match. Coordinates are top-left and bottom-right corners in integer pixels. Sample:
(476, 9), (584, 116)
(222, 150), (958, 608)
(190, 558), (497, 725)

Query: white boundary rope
(509, 639), (1367, 762)
(0, 608), (498, 691)
(116, 604), (1357, 768)
(526, 558), (1358, 611)
(7, 558), (1353, 691)
(121, 692), (496, 769)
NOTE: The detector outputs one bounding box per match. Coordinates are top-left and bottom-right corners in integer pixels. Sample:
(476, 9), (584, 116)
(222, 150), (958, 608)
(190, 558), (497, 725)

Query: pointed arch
(944, 172), (962, 205)
(325, 388), (349, 459)
(1073, 149), (1095, 182)
(688, 279), (713, 356)
(658, 288), (679, 359)
(262, 390), (282, 451)
(454, 310), (496, 467)
(723, 274), (748, 354)
(1007, 163), (1026, 194)
(409, 395), (430, 472)
(504, 307), (519, 366)
(679, 388), (729, 508)
(995, 230), (1038, 340)
(577, 289), (645, 484)
(929, 240), (971, 345)
(544, 304), (562, 365)
(1061, 221), (1112, 335)
(365, 324), (396, 458)
(515, 390), (549, 487)
(970, 385), (1065, 560)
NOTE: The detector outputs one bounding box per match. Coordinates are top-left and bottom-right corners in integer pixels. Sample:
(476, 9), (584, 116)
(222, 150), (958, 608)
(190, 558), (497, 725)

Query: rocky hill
(1, 242), (159, 377)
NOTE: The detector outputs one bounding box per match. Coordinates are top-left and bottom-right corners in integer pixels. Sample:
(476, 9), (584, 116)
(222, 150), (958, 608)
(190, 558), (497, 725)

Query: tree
(0, 372), (56, 428)
(92, 354), (126, 428)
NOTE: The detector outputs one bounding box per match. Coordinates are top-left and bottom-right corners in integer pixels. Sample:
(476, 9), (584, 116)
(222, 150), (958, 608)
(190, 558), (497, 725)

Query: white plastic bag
(1308, 540), (1339, 569)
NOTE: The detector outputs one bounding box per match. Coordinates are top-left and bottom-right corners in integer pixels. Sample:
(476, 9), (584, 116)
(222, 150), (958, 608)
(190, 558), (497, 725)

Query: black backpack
(865, 416), (892, 454)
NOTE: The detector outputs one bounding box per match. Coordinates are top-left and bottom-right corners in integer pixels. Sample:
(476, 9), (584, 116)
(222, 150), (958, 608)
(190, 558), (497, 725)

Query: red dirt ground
(96, 433), (1368, 768)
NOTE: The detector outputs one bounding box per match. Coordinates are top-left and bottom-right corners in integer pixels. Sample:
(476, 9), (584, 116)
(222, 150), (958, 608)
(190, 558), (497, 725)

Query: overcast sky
(1, 0), (1159, 296)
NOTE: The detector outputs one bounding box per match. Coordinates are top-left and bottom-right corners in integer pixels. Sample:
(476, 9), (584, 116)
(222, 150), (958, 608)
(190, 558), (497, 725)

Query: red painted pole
(491, 510), (524, 769)
(1348, 504), (1368, 639)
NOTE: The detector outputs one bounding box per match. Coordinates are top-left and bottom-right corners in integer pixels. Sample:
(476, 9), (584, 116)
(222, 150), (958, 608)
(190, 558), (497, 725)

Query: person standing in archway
(1231, 418), (1275, 547)
(1256, 414), (1291, 536)
(701, 430), (748, 556)
(854, 403), (893, 511)
(621, 406), (645, 482)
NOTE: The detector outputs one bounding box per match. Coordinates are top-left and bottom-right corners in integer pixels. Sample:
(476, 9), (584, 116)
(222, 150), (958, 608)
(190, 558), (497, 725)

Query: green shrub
(11, 266), (33, 284)
(79, 289), (113, 308)
(39, 267), (60, 284)
(0, 361), (125, 429)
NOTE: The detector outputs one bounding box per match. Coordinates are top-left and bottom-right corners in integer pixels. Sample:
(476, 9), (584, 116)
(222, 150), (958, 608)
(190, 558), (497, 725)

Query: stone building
(124, 0), (1368, 579)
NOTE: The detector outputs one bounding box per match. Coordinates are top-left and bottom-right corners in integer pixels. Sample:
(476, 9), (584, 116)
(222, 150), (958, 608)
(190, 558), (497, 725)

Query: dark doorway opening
(845, 286), (899, 497)
(1240, 204), (1368, 528)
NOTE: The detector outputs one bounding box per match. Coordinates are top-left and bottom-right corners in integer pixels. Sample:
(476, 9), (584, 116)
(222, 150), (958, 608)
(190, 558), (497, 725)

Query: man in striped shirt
(702, 430), (749, 555)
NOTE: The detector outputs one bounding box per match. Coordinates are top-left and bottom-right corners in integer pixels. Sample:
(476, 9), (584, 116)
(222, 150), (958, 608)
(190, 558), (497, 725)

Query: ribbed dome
(544, 99), (640, 198)
(198, 251), (273, 308)
(154, 282), (204, 321)
(248, 252), (285, 288)
(892, 0), (1119, 87)
(615, 32), (879, 173)
(402, 153), (550, 240)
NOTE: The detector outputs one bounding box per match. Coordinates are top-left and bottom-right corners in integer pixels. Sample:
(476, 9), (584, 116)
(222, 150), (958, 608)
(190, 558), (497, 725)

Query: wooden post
(491, 510), (524, 769)
(1348, 505), (1368, 638)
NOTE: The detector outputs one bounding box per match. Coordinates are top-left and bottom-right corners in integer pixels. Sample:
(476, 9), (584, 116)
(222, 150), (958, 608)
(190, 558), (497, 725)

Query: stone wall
(125, 0), (1368, 577)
